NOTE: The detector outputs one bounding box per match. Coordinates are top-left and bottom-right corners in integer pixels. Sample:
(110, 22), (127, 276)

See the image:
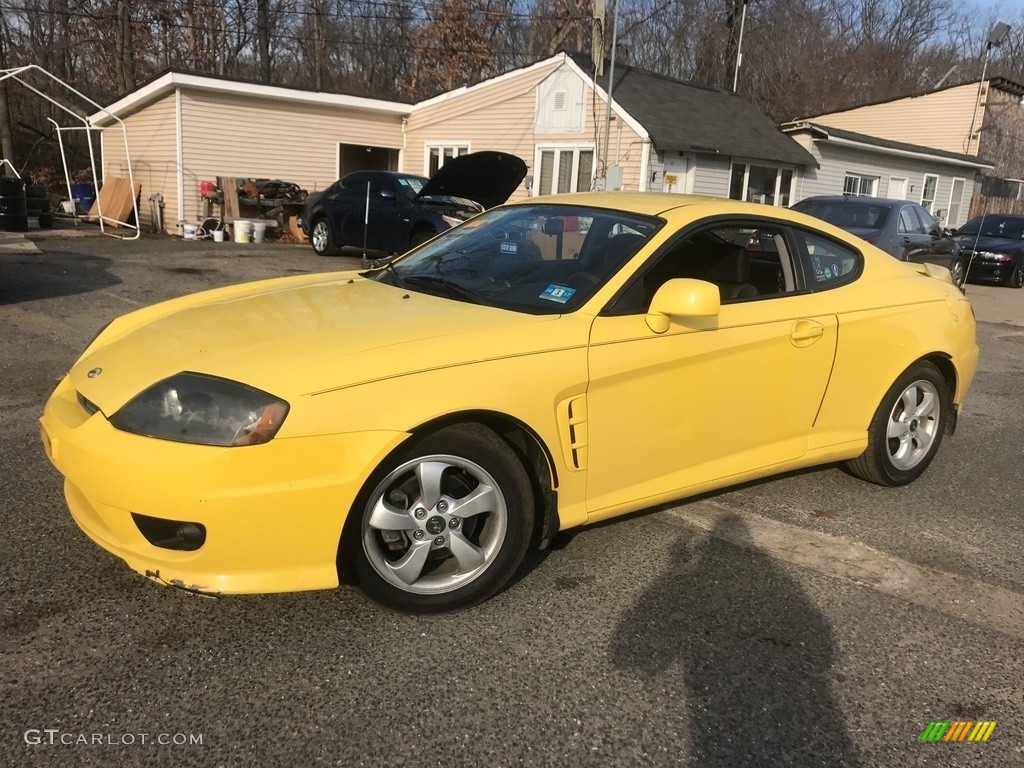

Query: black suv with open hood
(300, 151), (527, 257)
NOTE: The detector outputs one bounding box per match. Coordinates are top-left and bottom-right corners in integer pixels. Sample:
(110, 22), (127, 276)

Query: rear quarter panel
(808, 270), (977, 447)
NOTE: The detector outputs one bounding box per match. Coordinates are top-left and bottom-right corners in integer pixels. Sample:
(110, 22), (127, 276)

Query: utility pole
(731, 0), (748, 92)
(0, 7), (14, 167)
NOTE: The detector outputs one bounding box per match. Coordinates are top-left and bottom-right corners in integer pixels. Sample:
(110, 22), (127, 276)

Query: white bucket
(212, 228), (225, 242)
(233, 219), (252, 243)
(251, 220), (267, 243)
(182, 222), (199, 240)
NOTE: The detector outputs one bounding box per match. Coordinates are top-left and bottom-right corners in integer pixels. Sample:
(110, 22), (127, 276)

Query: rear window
(795, 200), (890, 229)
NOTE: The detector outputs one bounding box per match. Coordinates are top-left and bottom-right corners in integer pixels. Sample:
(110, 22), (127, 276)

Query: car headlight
(109, 372), (289, 447)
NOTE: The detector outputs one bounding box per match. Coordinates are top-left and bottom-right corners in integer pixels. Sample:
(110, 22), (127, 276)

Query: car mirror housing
(380, 189), (396, 200)
(645, 278), (721, 333)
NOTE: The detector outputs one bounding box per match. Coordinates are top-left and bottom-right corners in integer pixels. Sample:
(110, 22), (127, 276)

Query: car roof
(796, 196), (917, 208)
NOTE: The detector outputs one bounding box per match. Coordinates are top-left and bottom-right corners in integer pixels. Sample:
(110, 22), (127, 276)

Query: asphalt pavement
(1, 227), (1022, 767)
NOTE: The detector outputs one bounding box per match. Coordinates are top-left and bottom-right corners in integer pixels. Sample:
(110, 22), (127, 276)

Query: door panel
(585, 298), (838, 518)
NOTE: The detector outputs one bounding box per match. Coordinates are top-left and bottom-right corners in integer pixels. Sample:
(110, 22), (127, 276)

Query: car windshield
(369, 204), (663, 314)
(394, 175), (478, 209)
(795, 200), (890, 229)
(957, 216), (1024, 239)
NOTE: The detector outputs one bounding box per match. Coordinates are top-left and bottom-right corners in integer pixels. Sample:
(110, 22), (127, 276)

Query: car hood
(415, 151), (527, 209)
(955, 234), (1024, 252)
(70, 272), (572, 414)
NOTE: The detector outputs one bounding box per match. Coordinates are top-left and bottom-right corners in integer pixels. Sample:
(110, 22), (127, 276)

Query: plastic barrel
(70, 182), (96, 215)
(0, 177), (28, 232)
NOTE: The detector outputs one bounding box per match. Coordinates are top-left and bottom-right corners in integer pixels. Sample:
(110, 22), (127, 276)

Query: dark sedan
(792, 196), (965, 287)
(954, 214), (1024, 288)
(300, 151), (526, 257)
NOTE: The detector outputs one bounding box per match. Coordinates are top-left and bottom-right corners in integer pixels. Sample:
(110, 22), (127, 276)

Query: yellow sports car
(40, 193), (979, 612)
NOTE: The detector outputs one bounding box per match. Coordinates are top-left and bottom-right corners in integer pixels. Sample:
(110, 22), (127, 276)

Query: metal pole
(362, 180), (370, 265)
(601, 0), (620, 189)
(732, 1), (748, 92)
(966, 46), (991, 155)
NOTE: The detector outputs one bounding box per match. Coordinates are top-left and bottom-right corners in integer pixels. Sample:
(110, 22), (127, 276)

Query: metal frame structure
(0, 64), (140, 240)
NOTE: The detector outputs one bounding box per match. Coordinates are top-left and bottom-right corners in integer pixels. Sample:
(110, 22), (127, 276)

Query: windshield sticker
(500, 241), (518, 254)
(540, 284), (576, 304)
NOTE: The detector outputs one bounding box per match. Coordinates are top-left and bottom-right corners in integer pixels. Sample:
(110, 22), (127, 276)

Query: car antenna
(964, 209), (988, 296)
(361, 180), (371, 268)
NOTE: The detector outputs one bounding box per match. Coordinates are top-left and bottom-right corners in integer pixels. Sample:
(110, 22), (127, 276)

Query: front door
(584, 219), (838, 519)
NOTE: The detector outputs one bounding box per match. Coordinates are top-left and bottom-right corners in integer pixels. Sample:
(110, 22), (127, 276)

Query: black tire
(0, 177), (25, 197)
(949, 256), (966, 291)
(409, 228), (436, 250)
(25, 184), (46, 199)
(38, 212), (55, 229)
(347, 423), (535, 613)
(846, 361), (950, 486)
(309, 217), (338, 256)
(1010, 263), (1024, 289)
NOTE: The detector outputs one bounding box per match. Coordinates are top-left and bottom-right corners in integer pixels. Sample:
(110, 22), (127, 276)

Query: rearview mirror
(645, 278), (721, 333)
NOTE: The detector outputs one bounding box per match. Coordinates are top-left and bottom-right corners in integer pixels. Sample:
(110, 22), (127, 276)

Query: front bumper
(965, 257), (1017, 283)
(40, 375), (407, 594)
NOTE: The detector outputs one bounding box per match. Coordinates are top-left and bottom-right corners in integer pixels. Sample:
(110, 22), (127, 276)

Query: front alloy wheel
(950, 257), (966, 290)
(1011, 263), (1024, 289)
(351, 424), (534, 612)
(846, 361), (949, 486)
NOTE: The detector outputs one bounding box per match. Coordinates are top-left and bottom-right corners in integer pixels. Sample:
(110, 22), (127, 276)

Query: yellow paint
(40, 194), (980, 594)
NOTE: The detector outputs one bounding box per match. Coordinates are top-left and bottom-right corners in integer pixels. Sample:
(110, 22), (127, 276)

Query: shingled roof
(570, 53), (815, 168)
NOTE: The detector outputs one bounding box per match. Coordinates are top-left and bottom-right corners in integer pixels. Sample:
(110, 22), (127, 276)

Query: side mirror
(645, 278), (721, 333)
(379, 189), (396, 200)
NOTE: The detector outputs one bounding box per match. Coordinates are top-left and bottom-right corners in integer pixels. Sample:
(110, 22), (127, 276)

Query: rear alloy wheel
(846, 361), (949, 486)
(310, 218), (337, 256)
(352, 424), (534, 612)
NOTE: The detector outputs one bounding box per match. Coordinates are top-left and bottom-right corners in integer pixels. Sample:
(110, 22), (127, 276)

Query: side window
(914, 206), (939, 236)
(607, 220), (799, 314)
(794, 230), (862, 289)
(897, 206), (921, 234)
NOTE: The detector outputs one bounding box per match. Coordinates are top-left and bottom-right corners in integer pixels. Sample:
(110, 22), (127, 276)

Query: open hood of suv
(415, 151), (528, 210)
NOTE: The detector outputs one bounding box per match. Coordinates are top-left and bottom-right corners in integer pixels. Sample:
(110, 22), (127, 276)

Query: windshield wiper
(402, 274), (492, 305)
(366, 256), (406, 289)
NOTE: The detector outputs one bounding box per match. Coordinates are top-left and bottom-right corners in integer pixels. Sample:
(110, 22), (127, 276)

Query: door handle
(791, 319), (825, 347)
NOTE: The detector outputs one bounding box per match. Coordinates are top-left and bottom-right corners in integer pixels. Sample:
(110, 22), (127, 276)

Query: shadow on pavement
(0, 250), (121, 304)
(609, 513), (860, 767)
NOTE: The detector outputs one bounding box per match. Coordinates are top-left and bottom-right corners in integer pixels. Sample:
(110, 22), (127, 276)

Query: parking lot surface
(2, 229), (1022, 767)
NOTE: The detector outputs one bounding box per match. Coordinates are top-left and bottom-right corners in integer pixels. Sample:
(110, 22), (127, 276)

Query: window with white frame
(427, 144), (470, 176)
(921, 174), (939, 214)
(842, 173), (878, 197)
(947, 177), (965, 226)
(536, 147), (595, 195)
(729, 163), (794, 206)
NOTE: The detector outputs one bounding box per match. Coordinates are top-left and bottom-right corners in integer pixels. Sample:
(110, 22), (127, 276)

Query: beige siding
(809, 83), (983, 156)
(102, 93), (178, 232)
(179, 90), (405, 224)
(405, 61), (646, 199)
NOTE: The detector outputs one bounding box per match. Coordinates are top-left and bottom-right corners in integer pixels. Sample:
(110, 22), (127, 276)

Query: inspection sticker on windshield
(500, 241), (518, 254)
(540, 284), (576, 303)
